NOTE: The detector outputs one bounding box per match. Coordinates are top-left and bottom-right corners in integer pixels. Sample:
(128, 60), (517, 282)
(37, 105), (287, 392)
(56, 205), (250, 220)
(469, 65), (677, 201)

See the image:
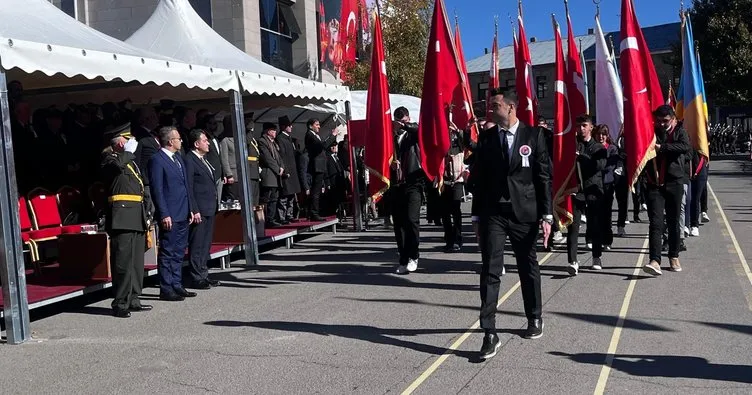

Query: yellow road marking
(401, 252), (554, 395)
(708, 183), (752, 289)
(593, 237), (650, 395)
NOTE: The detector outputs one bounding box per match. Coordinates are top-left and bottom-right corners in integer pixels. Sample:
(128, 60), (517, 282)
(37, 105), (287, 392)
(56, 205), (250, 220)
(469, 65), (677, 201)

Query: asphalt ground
(1, 157), (751, 394)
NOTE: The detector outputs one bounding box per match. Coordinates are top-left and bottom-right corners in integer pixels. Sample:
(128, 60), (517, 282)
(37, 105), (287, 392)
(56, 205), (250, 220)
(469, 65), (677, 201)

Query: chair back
(18, 196), (33, 232)
(27, 188), (62, 229)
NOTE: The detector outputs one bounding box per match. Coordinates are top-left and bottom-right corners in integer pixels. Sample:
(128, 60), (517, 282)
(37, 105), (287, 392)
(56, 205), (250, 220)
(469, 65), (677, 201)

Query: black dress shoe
(633, 217), (642, 223)
(207, 279), (220, 287)
(159, 293), (185, 302)
(524, 318), (544, 339)
(309, 215), (324, 221)
(479, 332), (501, 360)
(175, 288), (197, 298)
(188, 281), (211, 290)
(113, 309), (131, 318)
(266, 221), (282, 228)
(129, 304), (153, 312)
(279, 220), (290, 225)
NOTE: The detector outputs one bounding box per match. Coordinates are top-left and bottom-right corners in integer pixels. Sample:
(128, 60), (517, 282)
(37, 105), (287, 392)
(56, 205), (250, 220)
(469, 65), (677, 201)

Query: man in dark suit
(149, 126), (197, 301)
(184, 129), (221, 289)
(198, 113), (226, 205)
(324, 140), (346, 217)
(258, 123), (284, 228)
(276, 116), (301, 223)
(133, 107), (161, 217)
(101, 123), (152, 318)
(469, 89), (552, 359)
(304, 118), (339, 221)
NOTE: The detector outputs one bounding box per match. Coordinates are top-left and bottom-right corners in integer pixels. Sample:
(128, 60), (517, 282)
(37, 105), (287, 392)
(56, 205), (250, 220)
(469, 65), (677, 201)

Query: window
(190, 0), (213, 27)
(478, 82), (489, 101)
(259, 0), (299, 72)
(58, 0), (75, 18)
(536, 76), (547, 99)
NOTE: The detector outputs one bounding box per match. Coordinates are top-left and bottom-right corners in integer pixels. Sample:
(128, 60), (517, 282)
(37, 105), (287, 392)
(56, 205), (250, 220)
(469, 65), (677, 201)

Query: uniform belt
(108, 194), (143, 203)
(248, 156), (258, 161)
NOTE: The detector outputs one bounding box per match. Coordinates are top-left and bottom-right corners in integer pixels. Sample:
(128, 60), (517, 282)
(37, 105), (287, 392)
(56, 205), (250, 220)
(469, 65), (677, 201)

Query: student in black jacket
(595, 124), (620, 250)
(642, 106), (691, 276)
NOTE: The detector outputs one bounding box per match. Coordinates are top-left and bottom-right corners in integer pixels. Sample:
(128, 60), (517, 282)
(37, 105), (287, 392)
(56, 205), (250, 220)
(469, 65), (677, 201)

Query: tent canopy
(347, 91), (421, 121)
(0, 0), (237, 93)
(126, 0), (350, 102)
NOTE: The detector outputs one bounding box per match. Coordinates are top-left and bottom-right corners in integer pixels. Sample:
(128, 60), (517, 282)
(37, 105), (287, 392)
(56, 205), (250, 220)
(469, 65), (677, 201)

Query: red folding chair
(27, 188), (83, 236)
(18, 197), (42, 272)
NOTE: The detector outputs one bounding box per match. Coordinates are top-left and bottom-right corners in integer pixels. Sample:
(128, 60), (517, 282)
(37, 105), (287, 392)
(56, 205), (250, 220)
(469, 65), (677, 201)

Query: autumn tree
(343, 0), (434, 97)
(689, 0), (752, 105)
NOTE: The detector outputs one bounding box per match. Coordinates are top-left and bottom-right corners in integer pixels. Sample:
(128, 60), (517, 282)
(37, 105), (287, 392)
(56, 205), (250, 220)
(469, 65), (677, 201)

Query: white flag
(595, 15), (624, 143)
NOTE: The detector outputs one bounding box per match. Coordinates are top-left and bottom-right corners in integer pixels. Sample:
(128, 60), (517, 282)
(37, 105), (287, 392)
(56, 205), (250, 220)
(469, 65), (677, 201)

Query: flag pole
(593, 0), (600, 17)
(518, 0), (523, 18)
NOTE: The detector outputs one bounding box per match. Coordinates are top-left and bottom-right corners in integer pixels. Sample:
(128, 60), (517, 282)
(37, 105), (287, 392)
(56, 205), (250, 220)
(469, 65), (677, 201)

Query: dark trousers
(441, 188), (463, 247)
(602, 184), (615, 246)
(109, 230), (145, 311)
(479, 203), (541, 330)
(646, 183), (683, 262)
(187, 215), (215, 284)
(261, 186), (279, 223)
(616, 176), (643, 227)
(277, 194), (295, 222)
(309, 172), (325, 217)
(391, 182), (422, 265)
(158, 220), (189, 296)
(700, 183), (708, 212)
(425, 184), (441, 223)
(567, 196), (603, 262)
(690, 165), (708, 227)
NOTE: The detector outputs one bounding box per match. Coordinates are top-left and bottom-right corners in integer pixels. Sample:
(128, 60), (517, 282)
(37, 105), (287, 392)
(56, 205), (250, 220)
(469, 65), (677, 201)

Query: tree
(343, 0), (434, 97)
(689, 0), (752, 105)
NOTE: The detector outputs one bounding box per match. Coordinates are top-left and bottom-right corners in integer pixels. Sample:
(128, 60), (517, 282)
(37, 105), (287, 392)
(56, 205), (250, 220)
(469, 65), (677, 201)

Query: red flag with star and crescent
(565, 6), (587, 122)
(515, 7), (537, 126)
(552, 15), (577, 228)
(418, 0), (464, 182)
(620, 0), (665, 189)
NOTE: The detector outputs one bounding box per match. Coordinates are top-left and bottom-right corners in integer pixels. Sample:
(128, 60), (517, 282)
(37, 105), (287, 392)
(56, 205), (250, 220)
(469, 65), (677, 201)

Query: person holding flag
(470, 88), (552, 359)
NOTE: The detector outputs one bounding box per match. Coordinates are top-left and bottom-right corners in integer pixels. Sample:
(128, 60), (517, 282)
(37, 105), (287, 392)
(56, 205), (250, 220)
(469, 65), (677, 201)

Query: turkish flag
(418, 0), (463, 182)
(515, 13), (536, 126)
(364, 12), (392, 202)
(453, 23), (478, 143)
(338, 0), (359, 77)
(552, 15), (577, 228)
(486, 35), (499, 120)
(565, 11), (587, 121)
(620, 0), (664, 188)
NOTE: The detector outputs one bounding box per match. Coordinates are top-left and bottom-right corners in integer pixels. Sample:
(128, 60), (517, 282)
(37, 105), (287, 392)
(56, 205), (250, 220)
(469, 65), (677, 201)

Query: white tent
(125, 0), (350, 102)
(0, 0), (237, 93)
(347, 91), (421, 121)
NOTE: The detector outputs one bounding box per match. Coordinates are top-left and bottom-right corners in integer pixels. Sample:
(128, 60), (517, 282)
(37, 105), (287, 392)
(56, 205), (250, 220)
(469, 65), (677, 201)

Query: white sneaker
(567, 262), (579, 276)
(603, 245), (612, 251)
(625, 220), (631, 224)
(407, 259), (418, 272)
(683, 226), (690, 237)
(581, 215), (587, 224)
(702, 212), (710, 222)
(690, 227), (699, 237)
(395, 265), (408, 274)
(553, 231), (564, 242)
(501, 264), (506, 276)
(592, 257), (603, 270)
(587, 243), (593, 250)
(617, 226), (626, 237)
(641, 203), (648, 210)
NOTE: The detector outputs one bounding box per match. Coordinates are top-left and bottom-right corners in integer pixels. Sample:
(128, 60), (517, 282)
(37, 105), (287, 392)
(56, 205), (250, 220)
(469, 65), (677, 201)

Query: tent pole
(229, 90), (259, 266)
(345, 101), (363, 232)
(0, 66), (31, 344)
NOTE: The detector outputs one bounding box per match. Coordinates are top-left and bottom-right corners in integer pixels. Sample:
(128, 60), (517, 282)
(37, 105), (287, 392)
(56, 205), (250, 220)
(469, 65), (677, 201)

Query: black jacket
(258, 136), (282, 188)
(184, 151), (218, 216)
(205, 132), (223, 182)
(101, 151), (150, 232)
(469, 123), (552, 223)
(133, 126), (160, 187)
(603, 144), (620, 186)
(276, 132), (302, 195)
(646, 124), (691, 186)
(575, 138), (606, 199)
(390, 122), (424, 185)
(305, 129), (336, 174)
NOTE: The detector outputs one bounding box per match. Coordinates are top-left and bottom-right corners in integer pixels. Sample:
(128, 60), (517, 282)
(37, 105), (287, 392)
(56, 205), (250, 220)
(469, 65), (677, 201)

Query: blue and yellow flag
(676, 13), (710, 159)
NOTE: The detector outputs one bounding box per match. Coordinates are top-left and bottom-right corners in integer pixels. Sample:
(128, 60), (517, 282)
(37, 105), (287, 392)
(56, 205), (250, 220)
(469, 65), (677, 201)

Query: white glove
(614, 167), (623, 176)
(124, 138), (138, 153)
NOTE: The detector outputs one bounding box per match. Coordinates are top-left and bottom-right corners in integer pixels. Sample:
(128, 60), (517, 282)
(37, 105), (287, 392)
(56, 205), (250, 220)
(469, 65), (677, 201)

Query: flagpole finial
(564, 0), (570, 16)
(593, 0), (600, 17)
(518, 0), (523, 18)
(455, 9), (459, 27)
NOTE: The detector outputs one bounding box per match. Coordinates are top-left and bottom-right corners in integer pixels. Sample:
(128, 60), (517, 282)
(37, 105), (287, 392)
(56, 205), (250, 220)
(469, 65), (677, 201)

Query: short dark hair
(307, 118), (320, 128)
(393, 106), (409, 121)
(537, 115), (547, 123)
(158, 126), (177, 147)
(653, 105), (676, 118)
(188, 129), (206, 149)
(488, 88), (518, 106)
(575, 114), (594, 125)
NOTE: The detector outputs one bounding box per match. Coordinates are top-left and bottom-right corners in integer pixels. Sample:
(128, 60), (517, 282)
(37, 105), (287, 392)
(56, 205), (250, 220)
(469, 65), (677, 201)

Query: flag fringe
(366, 166), (391, 203)
(630, 135), (657, 193)
(552, 164), (578, 228)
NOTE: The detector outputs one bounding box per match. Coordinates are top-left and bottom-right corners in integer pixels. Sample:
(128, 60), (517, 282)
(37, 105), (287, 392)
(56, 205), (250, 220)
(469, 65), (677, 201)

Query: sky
(446, 0), (683, 59)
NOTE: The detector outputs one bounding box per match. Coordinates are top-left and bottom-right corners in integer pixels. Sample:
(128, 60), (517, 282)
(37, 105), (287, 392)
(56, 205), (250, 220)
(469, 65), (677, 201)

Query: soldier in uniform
(101, 123), (152, 318)
(245, 113), (261, 209)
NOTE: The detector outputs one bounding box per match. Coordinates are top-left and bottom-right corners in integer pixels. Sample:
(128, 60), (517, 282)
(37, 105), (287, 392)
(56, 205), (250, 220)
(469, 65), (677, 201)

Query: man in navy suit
(184, 129), (221, 289)
(149, 126), (197, 301)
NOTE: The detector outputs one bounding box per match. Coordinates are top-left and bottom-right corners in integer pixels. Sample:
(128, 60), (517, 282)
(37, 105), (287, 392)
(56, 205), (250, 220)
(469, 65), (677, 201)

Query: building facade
(49, 0), (339, 83)
(465, 22), (681, 122)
